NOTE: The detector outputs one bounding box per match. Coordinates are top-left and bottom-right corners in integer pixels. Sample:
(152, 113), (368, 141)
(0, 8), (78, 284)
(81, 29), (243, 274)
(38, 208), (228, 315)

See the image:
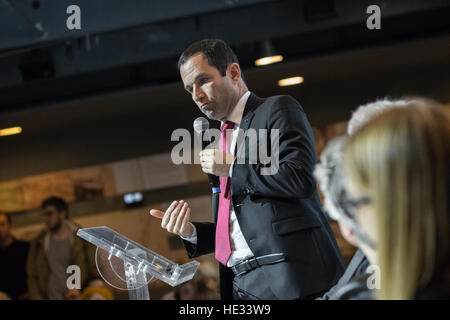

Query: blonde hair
(343, 99), (450, 299)
(347, 98), (431, 136)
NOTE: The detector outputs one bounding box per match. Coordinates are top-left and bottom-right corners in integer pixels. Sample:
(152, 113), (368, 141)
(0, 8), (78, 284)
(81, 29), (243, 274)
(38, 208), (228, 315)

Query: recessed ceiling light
(255, 40), (283, 66)
(255, 55), (284, 66)
(0, 126), (22, 136)
(278, 76), (304, 87)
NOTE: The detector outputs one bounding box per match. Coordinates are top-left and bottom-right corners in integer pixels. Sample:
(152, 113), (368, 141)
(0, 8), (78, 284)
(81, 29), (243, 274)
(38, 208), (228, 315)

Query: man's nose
(192, 85), (205, 103)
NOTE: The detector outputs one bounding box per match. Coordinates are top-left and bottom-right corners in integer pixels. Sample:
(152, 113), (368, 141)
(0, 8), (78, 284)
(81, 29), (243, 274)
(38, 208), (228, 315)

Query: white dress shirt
(181, 91), (255, 267)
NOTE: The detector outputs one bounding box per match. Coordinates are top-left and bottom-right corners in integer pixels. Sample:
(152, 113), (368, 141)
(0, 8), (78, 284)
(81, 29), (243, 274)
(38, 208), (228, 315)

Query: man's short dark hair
(177, 39), (243, 79)
(0, 212), (12, 225)
(41, 197), (69, 216)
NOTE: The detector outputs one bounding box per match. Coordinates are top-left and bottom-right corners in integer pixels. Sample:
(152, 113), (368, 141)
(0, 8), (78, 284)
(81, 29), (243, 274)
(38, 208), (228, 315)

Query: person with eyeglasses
(343, 99), (450, 300)
(314, 98), (429, 299)
(314, 136), (373, 299)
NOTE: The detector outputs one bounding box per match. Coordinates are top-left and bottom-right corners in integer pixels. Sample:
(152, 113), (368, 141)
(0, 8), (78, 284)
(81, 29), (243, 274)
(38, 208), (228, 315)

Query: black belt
(231, 253), (286, 276)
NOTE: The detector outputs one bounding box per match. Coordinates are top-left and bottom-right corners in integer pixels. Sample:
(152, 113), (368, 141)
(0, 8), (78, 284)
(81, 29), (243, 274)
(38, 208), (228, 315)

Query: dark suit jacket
(318, 249), (371, 300)
(183, 93), (345, 299)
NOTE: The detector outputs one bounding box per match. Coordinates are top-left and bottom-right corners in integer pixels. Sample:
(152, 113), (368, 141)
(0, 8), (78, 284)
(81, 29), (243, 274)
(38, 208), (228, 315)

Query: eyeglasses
(336, 192), (377, 250)
(338, 195), (372, 215)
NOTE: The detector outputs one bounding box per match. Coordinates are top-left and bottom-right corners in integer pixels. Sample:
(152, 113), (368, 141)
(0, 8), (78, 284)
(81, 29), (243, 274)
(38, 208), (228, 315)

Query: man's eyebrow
(184, 73), (209, 92)
(194, 73), (208, 80)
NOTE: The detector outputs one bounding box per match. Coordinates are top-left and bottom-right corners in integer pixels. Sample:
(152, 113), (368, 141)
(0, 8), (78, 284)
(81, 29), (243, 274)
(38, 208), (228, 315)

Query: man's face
(180, 53), (236, 121)
(0, 214), (11, 242)
(42, 205), (64, 231)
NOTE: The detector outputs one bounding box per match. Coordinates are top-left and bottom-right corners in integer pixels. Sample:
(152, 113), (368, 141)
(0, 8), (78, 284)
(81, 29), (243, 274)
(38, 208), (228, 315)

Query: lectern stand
(77, 226), (199, 300)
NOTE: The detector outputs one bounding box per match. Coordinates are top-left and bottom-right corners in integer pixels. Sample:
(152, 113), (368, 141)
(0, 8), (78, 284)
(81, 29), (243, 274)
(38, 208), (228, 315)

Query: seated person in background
(73, 278), (113, 300)
(86, 278), (109, 289)
(162, 260), (220, 300)
(343, 99), (450, 299)
(315, 98), (423, 299)
(65, 288), (81, 300)
(80, 286), (114, 300)
(27, 197), (98, 300)
(314, 137), (372, 299)
(0, 212), (29, 300)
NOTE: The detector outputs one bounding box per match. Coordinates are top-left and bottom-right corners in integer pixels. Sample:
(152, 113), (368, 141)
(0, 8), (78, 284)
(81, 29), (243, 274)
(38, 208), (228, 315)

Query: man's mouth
(201, 103), (211, 110)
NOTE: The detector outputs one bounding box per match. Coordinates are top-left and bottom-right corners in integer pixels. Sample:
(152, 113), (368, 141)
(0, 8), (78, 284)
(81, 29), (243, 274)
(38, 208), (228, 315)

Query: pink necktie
(215, 121), (235, 265)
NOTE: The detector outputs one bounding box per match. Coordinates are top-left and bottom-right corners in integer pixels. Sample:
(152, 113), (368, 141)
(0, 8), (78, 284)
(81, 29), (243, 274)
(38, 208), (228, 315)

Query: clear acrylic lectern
(77, 226), (199, 300)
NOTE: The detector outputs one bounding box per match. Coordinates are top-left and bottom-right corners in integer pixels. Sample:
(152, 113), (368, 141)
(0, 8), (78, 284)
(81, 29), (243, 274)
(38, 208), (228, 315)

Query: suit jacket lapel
(235, 93), (265, 157)
(239, 92), (264, 132)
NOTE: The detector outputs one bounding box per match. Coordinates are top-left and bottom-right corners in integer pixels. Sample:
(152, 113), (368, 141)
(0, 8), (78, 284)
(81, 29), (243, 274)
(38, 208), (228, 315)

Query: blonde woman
(343, 99), (450, 299)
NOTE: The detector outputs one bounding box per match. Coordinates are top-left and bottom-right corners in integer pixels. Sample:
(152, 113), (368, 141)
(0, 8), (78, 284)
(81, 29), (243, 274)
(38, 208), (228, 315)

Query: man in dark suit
(150, 39), (344, 300)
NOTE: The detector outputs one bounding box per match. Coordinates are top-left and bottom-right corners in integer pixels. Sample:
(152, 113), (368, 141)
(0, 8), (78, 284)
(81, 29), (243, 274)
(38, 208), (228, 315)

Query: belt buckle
(232, 258), (250, 276)
(240, 257), (257, 274)
(247, 257), (259, 270)
(239, 258), (251, 272)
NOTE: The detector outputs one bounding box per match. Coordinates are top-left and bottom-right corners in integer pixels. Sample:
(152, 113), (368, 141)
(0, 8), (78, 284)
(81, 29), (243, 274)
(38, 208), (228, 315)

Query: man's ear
(227, 63), (241, 83)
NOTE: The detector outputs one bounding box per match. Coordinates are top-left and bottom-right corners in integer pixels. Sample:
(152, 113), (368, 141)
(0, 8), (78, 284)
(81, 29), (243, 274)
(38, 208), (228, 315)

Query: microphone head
(193, 117), (209, 134)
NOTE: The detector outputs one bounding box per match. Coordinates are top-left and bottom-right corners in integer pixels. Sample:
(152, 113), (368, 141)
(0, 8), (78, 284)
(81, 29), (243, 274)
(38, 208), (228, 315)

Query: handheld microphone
(193, 117), (221, 194)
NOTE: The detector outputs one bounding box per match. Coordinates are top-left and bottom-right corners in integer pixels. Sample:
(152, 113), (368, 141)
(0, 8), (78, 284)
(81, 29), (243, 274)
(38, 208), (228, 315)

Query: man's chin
(203, 111), (218, 121)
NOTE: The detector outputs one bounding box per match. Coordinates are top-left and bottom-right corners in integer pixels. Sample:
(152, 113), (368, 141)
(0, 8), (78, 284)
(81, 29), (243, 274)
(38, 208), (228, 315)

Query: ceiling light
(278, 77), (304, 87)
(255, 40), (283, 66)
(278, 76), (304, 87)
(0, 126), (22, 136)
(255, 55), (283, 66)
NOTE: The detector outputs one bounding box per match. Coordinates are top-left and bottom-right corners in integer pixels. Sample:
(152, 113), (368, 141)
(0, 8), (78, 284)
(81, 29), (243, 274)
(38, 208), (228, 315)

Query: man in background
(0, 212), (29, 300)
(27, 197), (97, 300)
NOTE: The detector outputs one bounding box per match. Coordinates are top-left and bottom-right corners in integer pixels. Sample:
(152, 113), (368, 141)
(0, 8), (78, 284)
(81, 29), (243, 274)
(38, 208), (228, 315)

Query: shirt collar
(224, 91), (251, 126)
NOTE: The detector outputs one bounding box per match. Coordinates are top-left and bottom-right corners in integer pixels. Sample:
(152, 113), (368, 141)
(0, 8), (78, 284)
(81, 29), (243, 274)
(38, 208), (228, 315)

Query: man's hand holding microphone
(199, 149), (235, 177)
